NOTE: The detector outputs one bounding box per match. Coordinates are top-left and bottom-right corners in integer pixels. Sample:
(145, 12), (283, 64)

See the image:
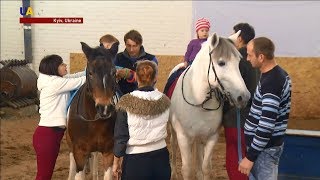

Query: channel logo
(19, 6), (83, 24)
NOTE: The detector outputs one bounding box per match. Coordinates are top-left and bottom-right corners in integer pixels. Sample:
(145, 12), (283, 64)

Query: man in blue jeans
(238, 37), (292, 180)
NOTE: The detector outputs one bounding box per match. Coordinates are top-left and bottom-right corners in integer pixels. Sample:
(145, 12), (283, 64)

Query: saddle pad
(165, 78), (179, 99)
(66, 89), (79, 112)
(163, 67), (185, 99)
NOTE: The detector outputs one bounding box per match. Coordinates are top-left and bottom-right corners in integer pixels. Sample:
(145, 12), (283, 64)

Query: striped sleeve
(246, 93), (280, 161)
(246, 71), (291, 162)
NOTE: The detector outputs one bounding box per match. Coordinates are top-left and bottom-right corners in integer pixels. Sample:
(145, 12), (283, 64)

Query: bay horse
(168, 33), (250, 180)
(67, 42), (118, 180)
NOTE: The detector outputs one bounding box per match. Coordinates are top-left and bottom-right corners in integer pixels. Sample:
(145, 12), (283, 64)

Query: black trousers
(121, 147), (171, 180)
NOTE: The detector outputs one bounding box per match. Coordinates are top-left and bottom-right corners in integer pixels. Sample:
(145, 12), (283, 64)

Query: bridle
(76, 92), (118, 122)
(181, 48), (233, 111)
(75, 64), (119, 122)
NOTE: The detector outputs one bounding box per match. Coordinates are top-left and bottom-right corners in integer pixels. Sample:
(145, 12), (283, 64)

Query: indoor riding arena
(1, 1), (319, 180)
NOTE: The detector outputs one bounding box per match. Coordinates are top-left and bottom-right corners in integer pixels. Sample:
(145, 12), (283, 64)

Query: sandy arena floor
(1, 105), (319, 180)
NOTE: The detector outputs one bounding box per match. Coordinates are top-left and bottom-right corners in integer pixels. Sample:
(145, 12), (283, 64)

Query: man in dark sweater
(115, 29), (158, 95)
(223, 23), (259, 180)
(238, 37), (292, 180)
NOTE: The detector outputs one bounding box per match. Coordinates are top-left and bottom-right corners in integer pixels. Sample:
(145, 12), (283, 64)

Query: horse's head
(81, 42), (117, 118)
(205, 33), (250, 108)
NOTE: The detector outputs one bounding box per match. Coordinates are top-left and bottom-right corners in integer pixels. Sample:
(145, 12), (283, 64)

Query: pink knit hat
(195, 18), (211, 32)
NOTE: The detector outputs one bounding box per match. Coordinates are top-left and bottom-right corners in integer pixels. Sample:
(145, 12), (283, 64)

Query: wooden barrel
(0, 60), (38, 101)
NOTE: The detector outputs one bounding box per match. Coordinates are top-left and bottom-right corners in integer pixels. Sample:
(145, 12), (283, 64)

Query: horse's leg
(194, 139), (204, 180)
(75, 171), (85, 180)
(73, 148), (89, 180)
(202, 132), (219, 180)
(83, 153), (92, 179)
(83, 152), (98, 180)
(176, 132), (194, 180)
(91, 152), (99, 180)
(68, 152), (77, 180)
(169, 122), (178, 180)
(102, 152), (114, 180)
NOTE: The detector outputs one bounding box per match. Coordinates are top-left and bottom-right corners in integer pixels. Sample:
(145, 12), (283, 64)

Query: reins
(181, 48), (232, 111)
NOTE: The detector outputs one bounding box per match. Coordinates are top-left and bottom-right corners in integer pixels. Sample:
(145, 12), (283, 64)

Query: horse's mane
(203, 36), (242, 61)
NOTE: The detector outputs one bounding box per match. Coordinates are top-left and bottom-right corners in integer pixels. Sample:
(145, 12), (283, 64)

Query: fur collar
(116, 93), (170, 117)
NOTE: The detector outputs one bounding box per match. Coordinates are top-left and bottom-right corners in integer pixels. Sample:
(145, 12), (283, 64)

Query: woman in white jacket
(113, 60), (171, 180)
(33, 54), (86, 180)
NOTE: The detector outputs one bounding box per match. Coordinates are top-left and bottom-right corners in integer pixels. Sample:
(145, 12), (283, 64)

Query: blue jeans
(249, 144), (284, 180)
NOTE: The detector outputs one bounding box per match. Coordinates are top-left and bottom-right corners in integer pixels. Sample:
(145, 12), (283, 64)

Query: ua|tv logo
(20, 7), (33, 16)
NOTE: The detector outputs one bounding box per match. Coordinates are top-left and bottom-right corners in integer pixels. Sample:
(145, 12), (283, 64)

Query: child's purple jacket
(184, 38), (207, 63)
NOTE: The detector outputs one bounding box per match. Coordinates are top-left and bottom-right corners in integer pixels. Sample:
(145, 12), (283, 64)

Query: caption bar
(20, 17), (83, 24)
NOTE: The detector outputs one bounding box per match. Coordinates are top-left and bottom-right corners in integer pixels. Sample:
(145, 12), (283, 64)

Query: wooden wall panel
(70, 53), (320, 122)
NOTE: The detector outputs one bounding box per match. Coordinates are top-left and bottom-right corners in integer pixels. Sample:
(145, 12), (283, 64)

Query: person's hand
(116, 68), (130, 80)
(183, 61), (188, 68)
(238, 157), (254, 176)
(112, 156), (123, 180)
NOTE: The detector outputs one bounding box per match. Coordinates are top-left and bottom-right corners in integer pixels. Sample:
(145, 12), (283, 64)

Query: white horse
(169, 33), (250, 180)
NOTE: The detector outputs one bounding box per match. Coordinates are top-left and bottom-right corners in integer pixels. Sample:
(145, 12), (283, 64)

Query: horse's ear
(228, 30), (241, 44)
(209, 33), (220, 50)
(109, 42), (119, 56)
(81, 42), (93, 60)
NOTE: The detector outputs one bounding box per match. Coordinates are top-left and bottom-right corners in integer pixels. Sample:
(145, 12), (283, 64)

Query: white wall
(1, 1), (192, 73)
(192, 1), (320, 57)
(4, 1), (318, 74)
(1, 1), (25, 61)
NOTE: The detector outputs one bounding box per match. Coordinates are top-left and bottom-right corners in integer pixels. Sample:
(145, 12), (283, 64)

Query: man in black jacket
(223, 23), (260, 180)
(115, 29), (158, 95)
